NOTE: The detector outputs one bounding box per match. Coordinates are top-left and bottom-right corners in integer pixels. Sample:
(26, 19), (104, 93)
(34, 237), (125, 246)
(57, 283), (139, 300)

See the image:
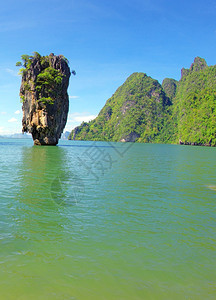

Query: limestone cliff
(180, 56), (207, 79)
(162, 78), (178, 101)
(19, 52), (71, 145)
(69, 73), (171, 142)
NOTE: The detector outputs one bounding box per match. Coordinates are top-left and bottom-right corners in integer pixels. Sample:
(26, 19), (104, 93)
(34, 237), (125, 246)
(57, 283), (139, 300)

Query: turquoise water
(0, 138), (215, 299)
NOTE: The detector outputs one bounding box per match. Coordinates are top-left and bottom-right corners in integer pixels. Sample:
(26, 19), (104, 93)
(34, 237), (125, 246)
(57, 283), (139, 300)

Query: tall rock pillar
(19, 53), (71, 145)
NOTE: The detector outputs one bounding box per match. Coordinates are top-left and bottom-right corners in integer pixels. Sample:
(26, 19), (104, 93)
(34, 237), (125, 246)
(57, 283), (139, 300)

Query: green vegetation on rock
(35, 67), (63, 105)
(174, 58), (216, 146)
(162, 78), (178, 101)
(16, 52), (69, 104)
(69, 57), (216, 147)
(69, 73), (172, 143)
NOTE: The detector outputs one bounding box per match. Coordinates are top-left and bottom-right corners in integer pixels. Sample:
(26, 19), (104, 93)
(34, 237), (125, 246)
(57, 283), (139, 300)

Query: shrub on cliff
(16, 52), (69, 104)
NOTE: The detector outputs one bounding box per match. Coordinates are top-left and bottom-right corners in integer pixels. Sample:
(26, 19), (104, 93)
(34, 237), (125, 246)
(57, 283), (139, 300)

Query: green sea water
(0, 138), (215, 300)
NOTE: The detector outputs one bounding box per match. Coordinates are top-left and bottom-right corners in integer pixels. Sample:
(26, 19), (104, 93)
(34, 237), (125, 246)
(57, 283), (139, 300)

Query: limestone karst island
(16, 52), (71, 145)
(69, 57), (216, 147)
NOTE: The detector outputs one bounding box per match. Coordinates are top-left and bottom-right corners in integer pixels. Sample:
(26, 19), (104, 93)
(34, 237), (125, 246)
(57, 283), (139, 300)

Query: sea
(0, 138), (215, 300)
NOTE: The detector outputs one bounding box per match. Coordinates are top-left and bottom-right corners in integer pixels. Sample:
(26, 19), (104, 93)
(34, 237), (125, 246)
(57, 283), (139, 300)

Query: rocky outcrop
(162, 78), (178, 101)
(20, 53), (71, 145)
(179, 139), (212, 147)
(68, 72), (171, 142)
(70, 126), (80, 140)
(181, 57), (207, 79)
(120, 132), (140, 142)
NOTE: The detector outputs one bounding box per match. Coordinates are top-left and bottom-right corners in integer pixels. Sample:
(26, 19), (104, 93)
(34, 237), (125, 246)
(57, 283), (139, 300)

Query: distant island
(69, 57), (216, 146)
(0, 133), (31, 139)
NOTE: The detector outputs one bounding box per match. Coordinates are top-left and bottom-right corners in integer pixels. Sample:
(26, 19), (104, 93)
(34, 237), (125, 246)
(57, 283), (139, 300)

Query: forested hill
(69, 57), (216, 146)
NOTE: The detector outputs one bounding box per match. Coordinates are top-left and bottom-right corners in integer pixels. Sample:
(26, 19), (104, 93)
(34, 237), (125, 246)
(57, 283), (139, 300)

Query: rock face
(181, 56), (207, 79)
(120, 132), (140, 142)
(20, 53), (71, 145)
(162, 78), (178, 101)
(69, 72), (171, 142)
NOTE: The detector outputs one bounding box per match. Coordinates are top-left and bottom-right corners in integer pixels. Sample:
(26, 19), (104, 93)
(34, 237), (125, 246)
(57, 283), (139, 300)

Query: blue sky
(0, 0), (215, 134)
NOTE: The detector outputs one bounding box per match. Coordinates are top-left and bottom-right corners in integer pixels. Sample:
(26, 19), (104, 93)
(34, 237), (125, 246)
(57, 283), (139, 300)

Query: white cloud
(0, 111), (7, 115)
(65, 112), (97, 132)
(68, 112), (97, 124)
(14, 110), (21, 114)
(74, 115), (96, 122)
(8, 118), (18, 123)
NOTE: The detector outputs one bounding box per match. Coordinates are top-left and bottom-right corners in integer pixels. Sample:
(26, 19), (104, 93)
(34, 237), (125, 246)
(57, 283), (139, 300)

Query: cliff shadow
(17, 145), (85, 209)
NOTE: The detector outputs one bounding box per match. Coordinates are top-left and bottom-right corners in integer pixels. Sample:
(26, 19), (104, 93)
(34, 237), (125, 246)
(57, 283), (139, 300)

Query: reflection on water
(5, 145), (87, 265)
(18, 145), (85, 207)
(11, 146), (70, 249)
(18, 145), (66, 206)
